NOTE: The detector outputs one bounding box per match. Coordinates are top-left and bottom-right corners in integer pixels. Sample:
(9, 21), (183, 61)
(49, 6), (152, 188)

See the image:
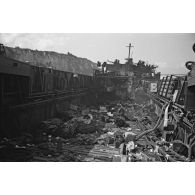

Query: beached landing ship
(0, 44), (97, 137)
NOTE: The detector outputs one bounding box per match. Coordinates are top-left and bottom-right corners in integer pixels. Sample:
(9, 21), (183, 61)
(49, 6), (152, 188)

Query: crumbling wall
(5, 46), (97, 76)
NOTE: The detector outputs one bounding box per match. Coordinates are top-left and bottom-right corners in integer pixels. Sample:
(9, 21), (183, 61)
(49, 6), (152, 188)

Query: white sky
(0, 33), (195, 74)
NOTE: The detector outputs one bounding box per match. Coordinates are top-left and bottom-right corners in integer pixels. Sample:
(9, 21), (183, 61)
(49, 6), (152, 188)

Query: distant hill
(4, 46), (97, 76)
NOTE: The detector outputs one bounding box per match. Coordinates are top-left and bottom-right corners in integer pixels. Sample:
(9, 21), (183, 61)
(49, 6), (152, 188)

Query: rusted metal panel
(0, 56), (31, 76)
(5, 47), (96, 76)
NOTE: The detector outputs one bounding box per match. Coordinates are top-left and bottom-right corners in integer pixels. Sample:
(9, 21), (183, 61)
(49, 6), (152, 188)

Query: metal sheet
(0, 56), (31, 76)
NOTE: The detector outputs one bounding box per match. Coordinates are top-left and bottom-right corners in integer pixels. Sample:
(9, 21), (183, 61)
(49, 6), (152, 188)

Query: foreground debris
(0, 101), (188, 162)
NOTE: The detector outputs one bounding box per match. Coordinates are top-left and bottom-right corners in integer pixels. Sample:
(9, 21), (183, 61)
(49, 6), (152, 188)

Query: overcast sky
(0, 33), (194, 74)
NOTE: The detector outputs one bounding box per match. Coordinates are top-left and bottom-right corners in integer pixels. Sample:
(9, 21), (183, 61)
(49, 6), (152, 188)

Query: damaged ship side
(0, 43), (195, 162)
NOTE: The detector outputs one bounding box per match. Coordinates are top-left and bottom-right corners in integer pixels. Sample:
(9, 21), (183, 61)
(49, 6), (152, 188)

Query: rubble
(0, 98), (189, 162)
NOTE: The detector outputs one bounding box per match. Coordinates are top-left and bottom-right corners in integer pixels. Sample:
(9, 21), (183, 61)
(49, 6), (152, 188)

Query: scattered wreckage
(1, 43), (195, 162)
(0, 98), (190, 162)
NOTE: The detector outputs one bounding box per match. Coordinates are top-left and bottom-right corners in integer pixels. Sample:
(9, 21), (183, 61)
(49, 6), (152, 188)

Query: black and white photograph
(0, 33), (194, 162)
(1, 1), (195, 195)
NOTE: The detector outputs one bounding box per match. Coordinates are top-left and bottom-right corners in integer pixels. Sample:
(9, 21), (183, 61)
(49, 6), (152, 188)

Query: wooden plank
(62, 145), (119, 156)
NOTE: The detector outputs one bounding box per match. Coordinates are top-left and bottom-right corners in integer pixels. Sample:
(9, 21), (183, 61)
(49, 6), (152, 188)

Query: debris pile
(0, 100), (188, 162)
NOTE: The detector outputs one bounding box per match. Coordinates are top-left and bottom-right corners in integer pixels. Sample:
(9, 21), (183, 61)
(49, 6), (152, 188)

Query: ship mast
(126, 43), (134, 61)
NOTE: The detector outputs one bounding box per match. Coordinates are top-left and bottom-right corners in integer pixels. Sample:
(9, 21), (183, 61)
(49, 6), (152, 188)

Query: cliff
(4, 46), (97, 76)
